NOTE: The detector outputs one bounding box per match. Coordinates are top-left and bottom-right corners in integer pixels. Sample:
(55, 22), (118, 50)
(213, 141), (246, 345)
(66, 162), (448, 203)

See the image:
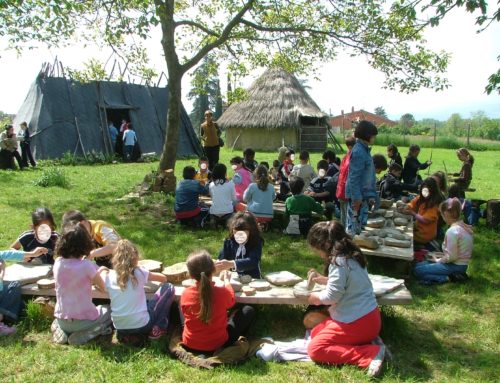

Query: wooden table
(360, 209), (415, 262)
(21, 274), (412, 306)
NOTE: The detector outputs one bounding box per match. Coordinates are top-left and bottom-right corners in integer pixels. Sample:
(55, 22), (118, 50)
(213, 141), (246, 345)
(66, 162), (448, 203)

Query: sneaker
(0, 322), (16, 336)
(68, 324), (106, 345)
(50, 319), (58, 333)
(367, 344), (385, 377)
(371, 336), (393, 362)
(52, 325), (68, 344)
(148, 325), (167, 340)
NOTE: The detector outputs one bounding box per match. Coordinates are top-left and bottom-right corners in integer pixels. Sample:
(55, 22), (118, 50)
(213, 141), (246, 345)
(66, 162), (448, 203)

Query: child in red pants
(306, 221), (386, 377)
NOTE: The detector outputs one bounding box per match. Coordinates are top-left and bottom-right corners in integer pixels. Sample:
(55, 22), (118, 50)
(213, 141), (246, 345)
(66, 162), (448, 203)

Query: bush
(337, 133), (500, 151)
(33, 167), (70, 188)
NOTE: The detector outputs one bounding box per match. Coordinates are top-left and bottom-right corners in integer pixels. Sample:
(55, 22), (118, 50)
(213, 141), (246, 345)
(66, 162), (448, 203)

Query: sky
(0, 8), (498, 122)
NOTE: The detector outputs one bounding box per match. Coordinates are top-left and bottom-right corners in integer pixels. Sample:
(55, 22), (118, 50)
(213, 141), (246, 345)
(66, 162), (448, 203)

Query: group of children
(0, 125), (479, 377)
(174, 146), (344, 236)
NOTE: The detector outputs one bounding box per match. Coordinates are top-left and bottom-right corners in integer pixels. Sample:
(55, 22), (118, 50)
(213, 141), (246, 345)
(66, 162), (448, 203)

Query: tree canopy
(374, 107), (388, 119)
(3, 0), (494, 181)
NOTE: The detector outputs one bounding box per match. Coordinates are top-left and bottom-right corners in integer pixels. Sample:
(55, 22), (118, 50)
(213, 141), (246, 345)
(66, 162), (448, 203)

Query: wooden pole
(467, 122), (471, 147)
(433, 122), (437, 145)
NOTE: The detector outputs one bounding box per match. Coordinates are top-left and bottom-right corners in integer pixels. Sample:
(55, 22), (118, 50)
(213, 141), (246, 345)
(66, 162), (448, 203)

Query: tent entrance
(102, 108), (131, 155)
(105, 108), (130, 131)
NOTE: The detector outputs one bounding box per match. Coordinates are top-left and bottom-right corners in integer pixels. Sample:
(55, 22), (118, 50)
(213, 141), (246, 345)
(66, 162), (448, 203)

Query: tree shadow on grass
(379, 305), (498, 381)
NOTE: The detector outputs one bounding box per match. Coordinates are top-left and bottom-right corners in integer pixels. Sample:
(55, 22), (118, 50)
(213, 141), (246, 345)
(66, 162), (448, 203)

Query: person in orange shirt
(194, 156), (211, 186)
(399, 177), (444, 251)
(61, 210), (120, 268)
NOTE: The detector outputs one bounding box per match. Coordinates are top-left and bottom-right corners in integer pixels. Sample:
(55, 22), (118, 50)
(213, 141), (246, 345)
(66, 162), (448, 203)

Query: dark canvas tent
(13, 73), (202, 159)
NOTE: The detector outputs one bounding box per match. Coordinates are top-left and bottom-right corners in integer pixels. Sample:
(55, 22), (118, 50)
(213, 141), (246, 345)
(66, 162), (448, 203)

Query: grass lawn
(0, 146), (499, 382)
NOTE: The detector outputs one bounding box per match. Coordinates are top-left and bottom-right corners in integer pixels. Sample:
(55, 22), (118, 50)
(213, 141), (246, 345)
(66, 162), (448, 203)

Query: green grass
(1, 146), (499, 382)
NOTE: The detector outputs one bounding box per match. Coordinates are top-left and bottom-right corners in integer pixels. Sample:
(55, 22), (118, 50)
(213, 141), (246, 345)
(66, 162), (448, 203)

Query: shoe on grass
(68, 324), (108, 345)
(0, 322), (16, 336)
(148, 325), (167, 340)
(367, 344), (385, 377)
(52, 325), (68, 344)
(371, 336), (393, 362)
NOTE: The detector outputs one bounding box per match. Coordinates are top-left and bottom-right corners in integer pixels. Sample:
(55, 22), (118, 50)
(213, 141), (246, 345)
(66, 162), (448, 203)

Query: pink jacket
(233, 168), (253, 202)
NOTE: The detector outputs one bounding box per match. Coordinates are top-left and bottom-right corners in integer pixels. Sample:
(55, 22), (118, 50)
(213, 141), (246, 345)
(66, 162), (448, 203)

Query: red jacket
(181, 282), (235, 351)
(336, 150), (352, 201)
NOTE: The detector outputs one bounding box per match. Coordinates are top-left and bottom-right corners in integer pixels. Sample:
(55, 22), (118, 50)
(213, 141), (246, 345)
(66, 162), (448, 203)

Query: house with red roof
(330, 107), (397, 131)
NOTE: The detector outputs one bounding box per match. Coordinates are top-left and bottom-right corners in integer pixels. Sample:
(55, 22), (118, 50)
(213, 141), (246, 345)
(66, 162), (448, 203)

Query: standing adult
(18, 122), (36, 168)
(200, 110), (221, 171)
(122, 124), (137, 162)
(108, 120), (119, 153)
(0, 125), (24, 170)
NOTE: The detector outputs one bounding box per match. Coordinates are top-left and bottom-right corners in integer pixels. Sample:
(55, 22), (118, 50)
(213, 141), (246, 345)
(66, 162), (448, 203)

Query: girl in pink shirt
(231, 156), (253, 203)
(52, 224), (112, 345)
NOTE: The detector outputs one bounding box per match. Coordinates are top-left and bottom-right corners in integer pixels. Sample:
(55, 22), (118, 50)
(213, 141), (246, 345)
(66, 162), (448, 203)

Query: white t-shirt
(209, 180), (236, 215)
(291, 164), (316, 192)
(105, 267), (150, 330)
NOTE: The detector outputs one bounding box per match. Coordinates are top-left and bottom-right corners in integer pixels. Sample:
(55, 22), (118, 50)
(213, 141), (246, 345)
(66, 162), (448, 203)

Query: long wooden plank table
(21, 274), (412, 306)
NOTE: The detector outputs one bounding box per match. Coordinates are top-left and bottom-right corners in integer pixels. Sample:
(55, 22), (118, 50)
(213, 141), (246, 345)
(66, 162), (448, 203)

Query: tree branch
(180, 0), (255, 73)
(175, 20), (218, 37)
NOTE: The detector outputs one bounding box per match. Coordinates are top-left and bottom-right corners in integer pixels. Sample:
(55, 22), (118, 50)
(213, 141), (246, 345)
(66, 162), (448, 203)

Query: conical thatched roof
(217, 67), (326, 130)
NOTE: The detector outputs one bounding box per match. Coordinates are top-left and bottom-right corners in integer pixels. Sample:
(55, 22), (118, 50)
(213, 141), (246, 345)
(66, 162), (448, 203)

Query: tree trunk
(158, 74), (182, 172)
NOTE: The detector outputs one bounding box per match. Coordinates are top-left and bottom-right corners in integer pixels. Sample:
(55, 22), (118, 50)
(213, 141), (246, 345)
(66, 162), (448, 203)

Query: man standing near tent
(122, 124), (137, 162)
(0, 125), (24, 170)
(200, 110), (221, 171)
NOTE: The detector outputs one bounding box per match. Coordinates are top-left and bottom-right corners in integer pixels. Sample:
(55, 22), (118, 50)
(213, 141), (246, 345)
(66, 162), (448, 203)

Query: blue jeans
(414, 261), (468, 284)
(117, 283), (175, 336)
(346, 200), (368, 235)
(123, 145), (134, 161)
(0, 281), (22, 322)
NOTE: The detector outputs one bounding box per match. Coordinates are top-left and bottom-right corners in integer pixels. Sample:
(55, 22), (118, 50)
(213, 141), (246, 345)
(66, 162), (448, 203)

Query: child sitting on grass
(231, 156), (253, 203)
(174, 166), (209, 227)
(278, 149), (295, 200)
(305, 160), (336, 220)
(180, 250), (255, 354)
(285, 178), (324, 235)
(306, 221), (386, 377)
(379, 163), (409, 201)
(62, 210), (121, 268)
(399, 177), (444, 251)
(194, 156), (211, 186)
(216, 212), (264, 279)
(11, 207), (59, 264)
(243, 148), (259, 172)
(98, 240), (175, 342)
(414, 198), (473, 285)
(0, 248), (48, 336)
(51, 224), (112, 345)
(243, 165), (276, 223)
(291, 151), (316, 192)
(209, 163), (237, 227)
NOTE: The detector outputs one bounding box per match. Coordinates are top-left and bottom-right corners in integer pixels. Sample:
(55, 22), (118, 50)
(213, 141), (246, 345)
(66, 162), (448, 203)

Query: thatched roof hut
(217, 67), (328, 152)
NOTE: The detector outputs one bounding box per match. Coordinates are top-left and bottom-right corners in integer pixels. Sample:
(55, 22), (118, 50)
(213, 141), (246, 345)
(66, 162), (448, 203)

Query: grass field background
(0, 145), (499, 382)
